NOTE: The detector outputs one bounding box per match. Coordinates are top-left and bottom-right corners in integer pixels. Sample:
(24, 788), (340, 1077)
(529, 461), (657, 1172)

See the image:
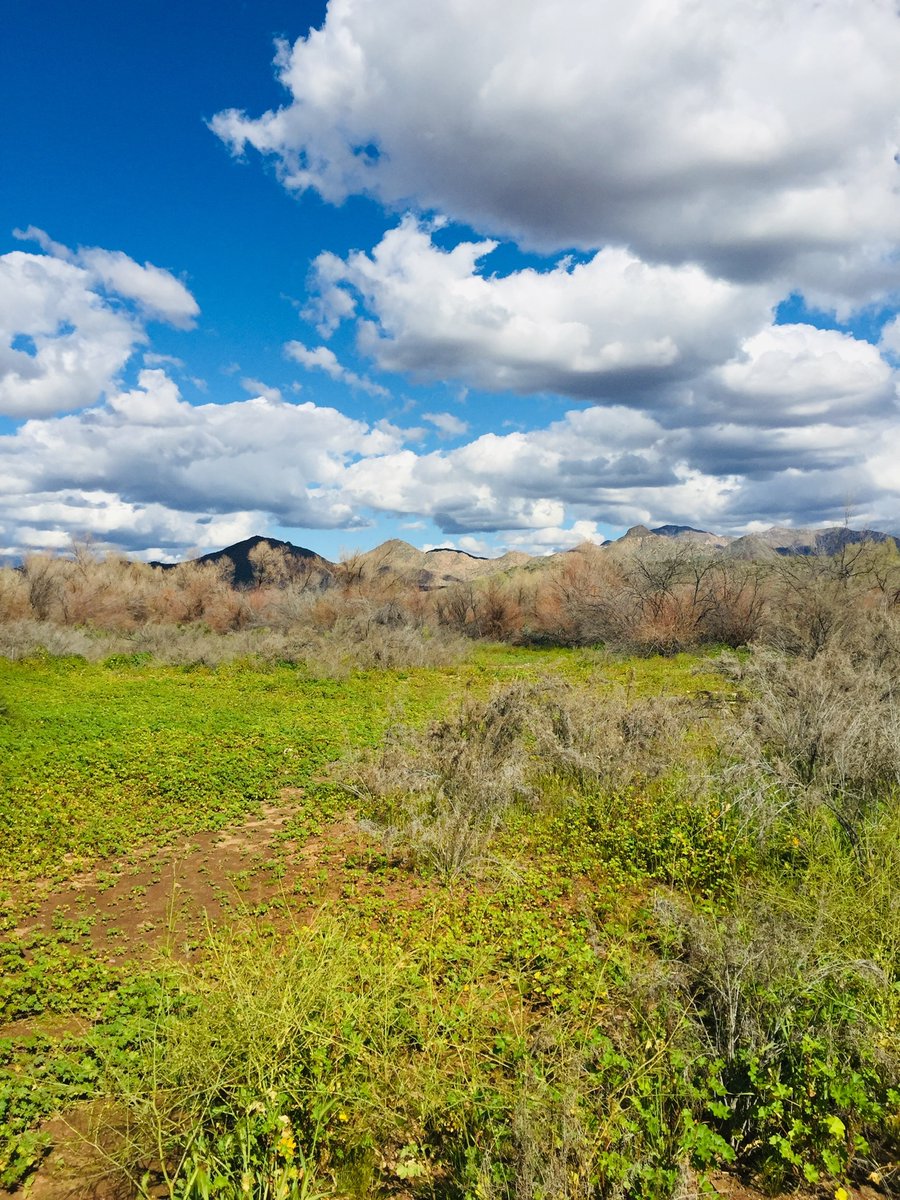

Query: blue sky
(2, 0), (899, 560)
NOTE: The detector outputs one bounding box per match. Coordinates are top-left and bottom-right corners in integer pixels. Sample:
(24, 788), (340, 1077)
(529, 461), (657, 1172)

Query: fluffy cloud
(336, 319), (899, 534)
(0, 370), (406, 554)
(0, 253), (138, 418)
(339, 407), (701, 532)
(422, 411), (469, 438)
(338, 399), (900, 536)
(14, 227), (198, 328)
(5, 491), (263, 559)
(2, 347), (899, 556)
(285, 339), (388, 396)
(310, 218), (773, 403)
(241, 377), (284, 403)
(213, 0), (900, 298)
(76, 247), (198, 328)
(708, 324), (897, 426)
(0, 234), (199, 419)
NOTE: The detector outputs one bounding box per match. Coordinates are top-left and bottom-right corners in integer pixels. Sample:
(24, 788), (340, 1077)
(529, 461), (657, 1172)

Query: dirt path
(10, 792), (371, 962)
(3, 802), (890, 1200)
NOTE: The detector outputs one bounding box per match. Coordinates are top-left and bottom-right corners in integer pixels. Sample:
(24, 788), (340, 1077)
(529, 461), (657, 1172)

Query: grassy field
(1, 646), (898, 1198)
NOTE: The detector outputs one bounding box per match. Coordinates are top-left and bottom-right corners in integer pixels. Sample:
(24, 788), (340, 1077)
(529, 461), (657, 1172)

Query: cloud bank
(1, 356), (897, 558)
(213, 0), (900, 300)
(308, 218), (775, 402)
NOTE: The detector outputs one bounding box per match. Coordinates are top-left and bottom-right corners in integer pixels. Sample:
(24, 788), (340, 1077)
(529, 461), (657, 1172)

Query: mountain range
(150, 524), (899, 590)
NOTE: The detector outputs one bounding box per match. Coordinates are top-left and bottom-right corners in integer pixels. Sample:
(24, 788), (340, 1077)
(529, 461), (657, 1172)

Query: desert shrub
(527, 546), (769, 654)
(266, 583), (322, 629)
(129, 618), (467, 675)
(21, 553), (67, 621)
(60, 548), (152, 630)
(432, 582), (477, 634)
(146, 560), (250, 631)
(654, 879), (900, 1189)
(694, 562), (768, 648)
(527, 681), (688, 790)
(472, 579), (525, 641)
(350, 677), (695, 882)
(127, 624), (287, 666)
(615, 549), (705, 655)
(0, 567), (29, 622)
(719, 644), (900, 845)
(0, 621), (271, 665)
(761, 546), (899, 659)
(528, 552), (633, 647)
(433, 578), (525, 642)
(0, 621), (292, 666)
(0, 619), (119, 661)
(302, 608), (469, 677)
(353, 682), (536, 881)
(834, 605), (900, 669)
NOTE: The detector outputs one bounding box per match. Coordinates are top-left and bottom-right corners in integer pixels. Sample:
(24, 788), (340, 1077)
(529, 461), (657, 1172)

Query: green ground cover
(0, 649), (715, 887)
(0, 647), (897, 1197)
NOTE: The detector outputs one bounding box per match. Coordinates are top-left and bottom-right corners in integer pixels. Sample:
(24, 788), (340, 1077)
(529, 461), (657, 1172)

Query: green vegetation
(1, 637), (898, 1197)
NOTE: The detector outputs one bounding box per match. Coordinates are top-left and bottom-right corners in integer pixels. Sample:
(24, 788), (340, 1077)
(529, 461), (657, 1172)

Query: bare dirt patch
(10, 789), (431, 967)
(1, 793), (439, 1199)
(0, 1104), (128, 1200)
(11, 792), (373, 960)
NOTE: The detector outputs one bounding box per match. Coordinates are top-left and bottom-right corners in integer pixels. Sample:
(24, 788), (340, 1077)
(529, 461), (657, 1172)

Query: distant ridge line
(144, 523), (899, 591)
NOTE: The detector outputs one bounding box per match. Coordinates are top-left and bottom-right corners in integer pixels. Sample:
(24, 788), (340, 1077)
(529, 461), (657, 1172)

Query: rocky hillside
(158, 523), (898, 591)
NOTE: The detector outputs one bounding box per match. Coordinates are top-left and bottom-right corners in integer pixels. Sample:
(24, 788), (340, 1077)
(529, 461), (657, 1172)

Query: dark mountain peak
(651, 524), (708, 537)
(189, 535), (331, 586)
(750, 525), (896, 557)
(203, 534), (318, 559)
(815, 526), (895, 555)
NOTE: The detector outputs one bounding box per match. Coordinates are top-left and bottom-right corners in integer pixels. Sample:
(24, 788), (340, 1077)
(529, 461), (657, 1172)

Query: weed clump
(653, 886), (900, 1190)
(353, 682), (536, 881)
(719, 642), (900, 845)
(91, 921), (752, 1200)
(350, 676), (693, 882)
(95, 924), (514, 1198)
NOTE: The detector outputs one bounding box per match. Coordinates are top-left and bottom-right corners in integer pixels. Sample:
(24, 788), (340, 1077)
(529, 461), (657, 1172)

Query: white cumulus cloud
(709, 324), (897, 425)
(0, 234), (200, 419)
(309, 217), (774, 403)
(285, 339), (388, 396)
(77, 247), (199, 329)
(422, 411), (469, 438)
(0, 370), (407, 554)
(212, 0), (900, 300)
(0, 252), (140, 419)
(14, 227), (198, 328)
